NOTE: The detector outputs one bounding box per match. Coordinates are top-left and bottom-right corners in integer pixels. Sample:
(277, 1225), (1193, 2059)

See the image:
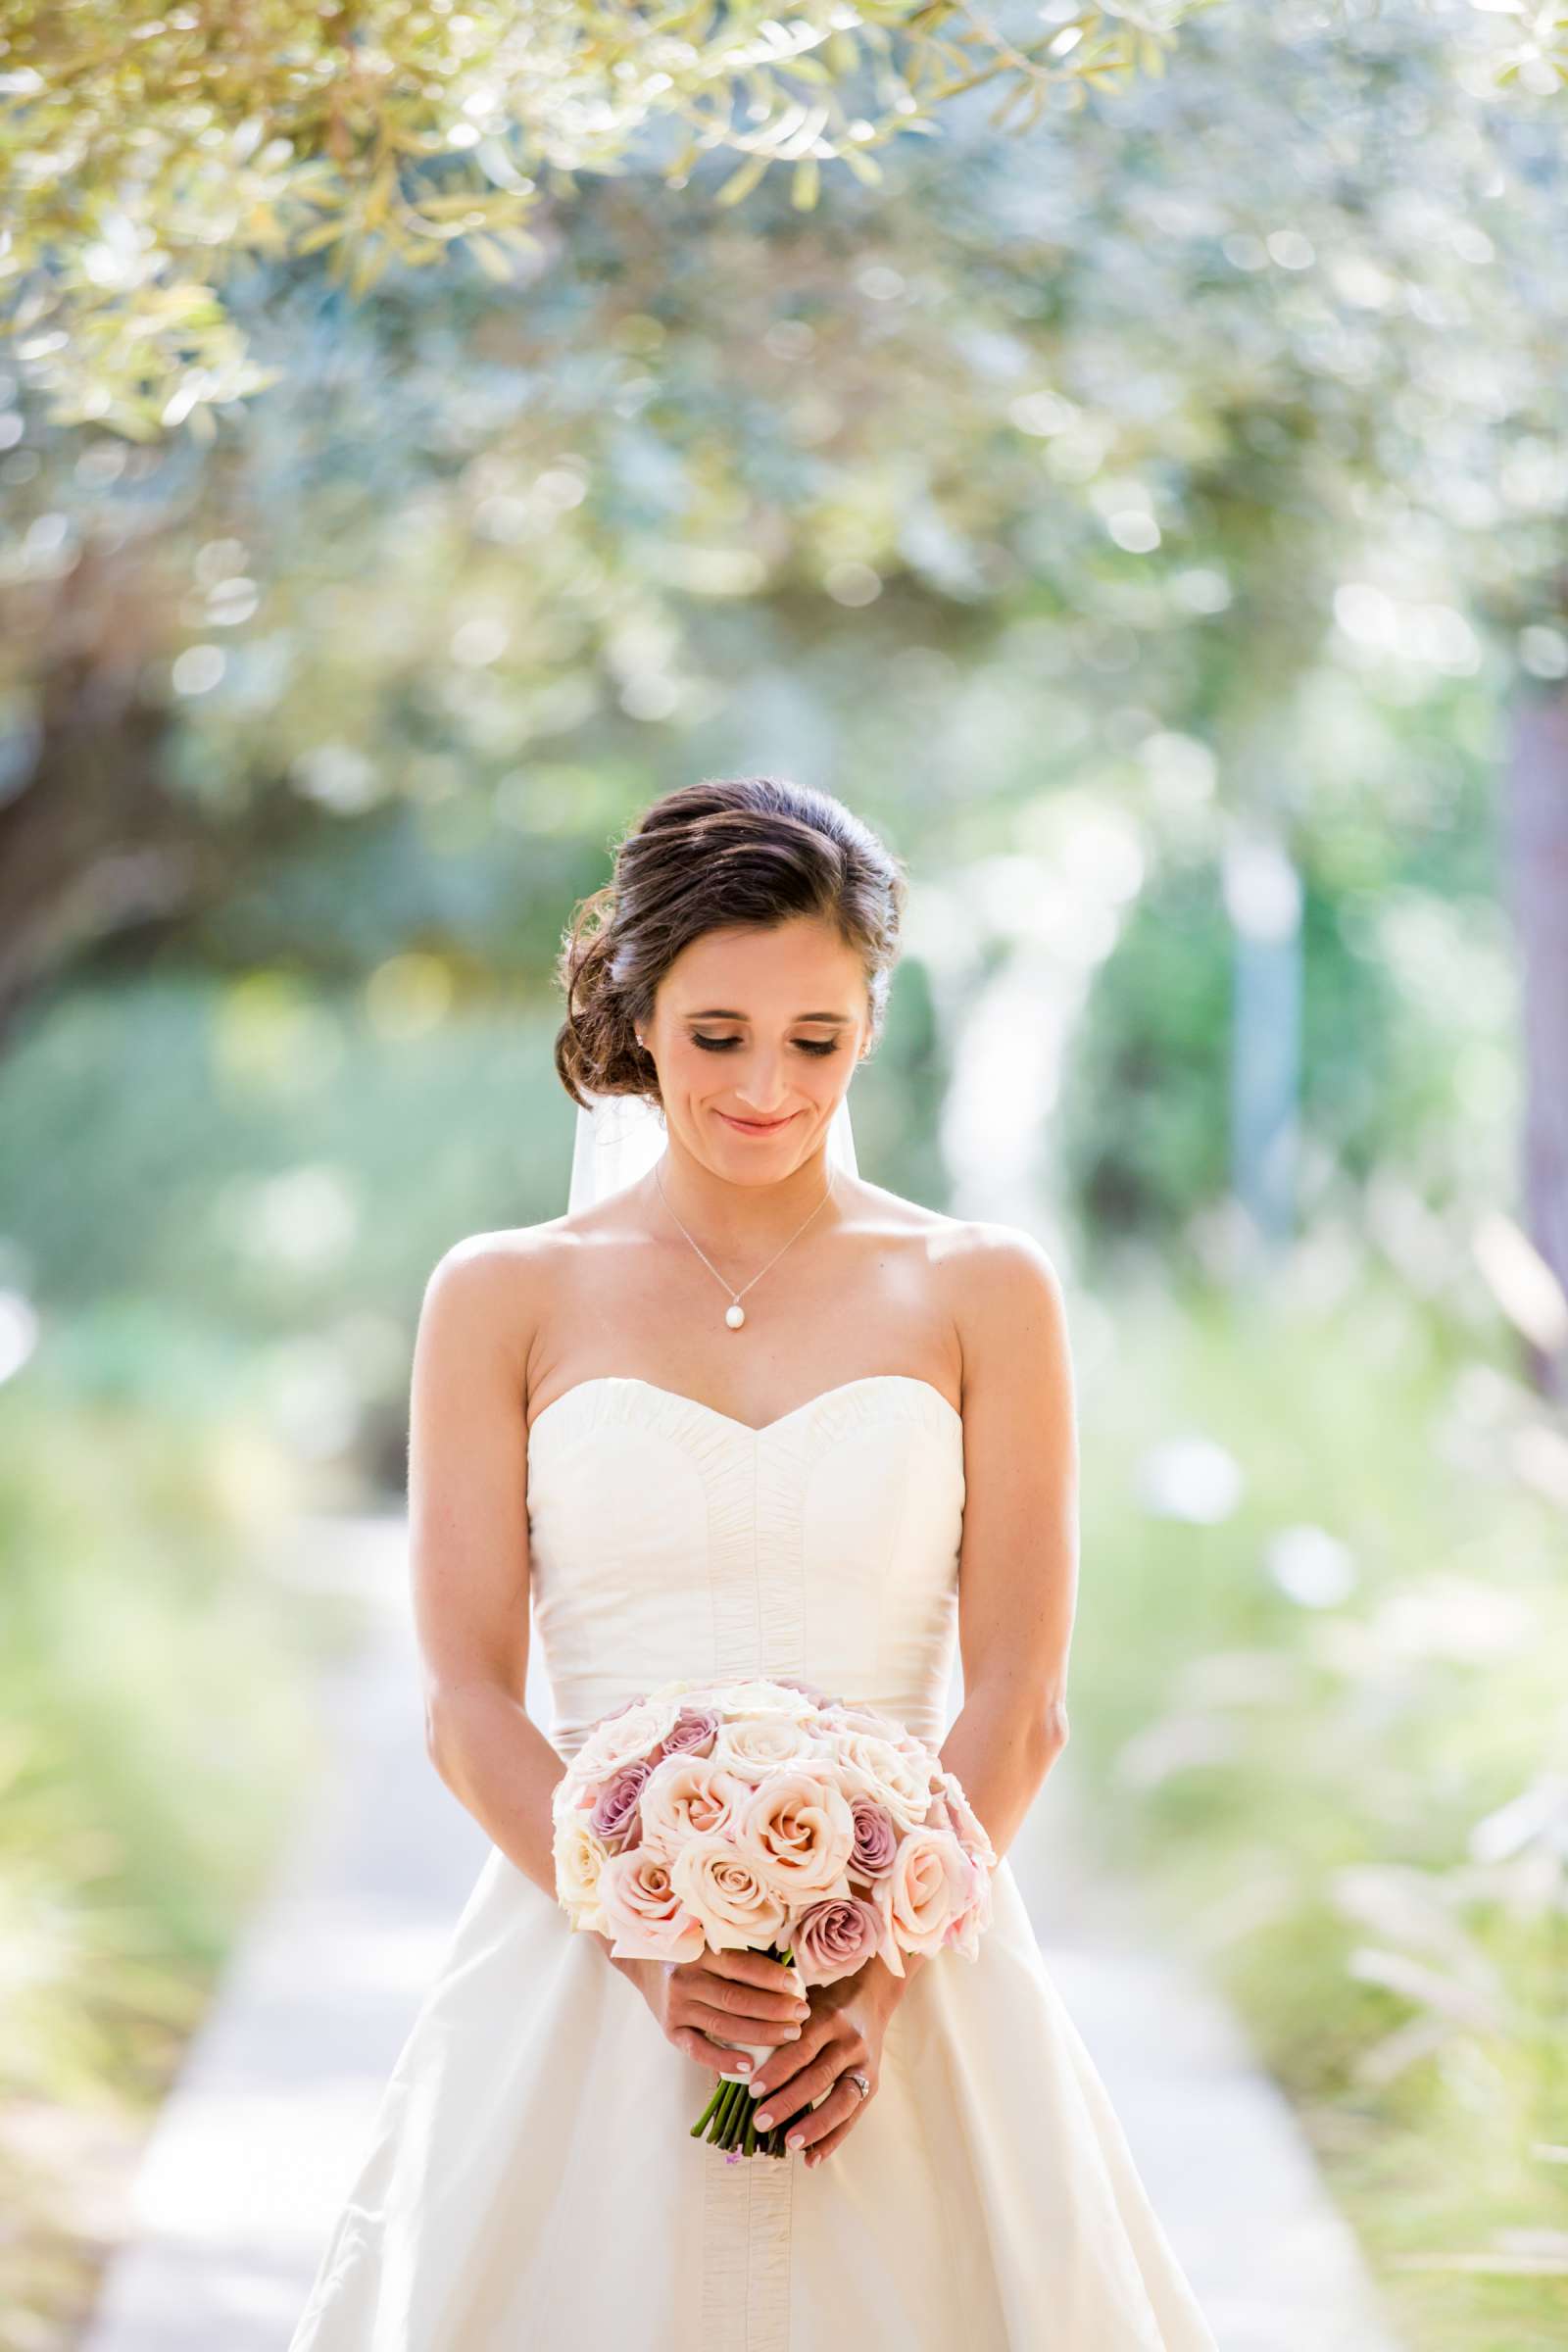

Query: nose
(733, 1049), (793, 1113)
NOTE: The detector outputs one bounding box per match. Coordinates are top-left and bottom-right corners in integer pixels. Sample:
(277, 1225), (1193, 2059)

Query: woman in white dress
(289, 773), (1218, 2349)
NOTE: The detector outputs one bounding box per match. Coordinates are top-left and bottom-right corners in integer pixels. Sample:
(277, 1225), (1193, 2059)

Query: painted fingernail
(787, 2132), (805, 2149)
(756, 2111), (773, 2129)
(748, 2080), (766, 2098)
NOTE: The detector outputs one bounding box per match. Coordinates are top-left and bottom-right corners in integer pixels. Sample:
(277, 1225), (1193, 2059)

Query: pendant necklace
(653, 1156), (836, 1330)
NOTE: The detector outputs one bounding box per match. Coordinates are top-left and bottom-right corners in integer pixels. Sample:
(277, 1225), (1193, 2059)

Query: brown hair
(553, 775), (908, 1109)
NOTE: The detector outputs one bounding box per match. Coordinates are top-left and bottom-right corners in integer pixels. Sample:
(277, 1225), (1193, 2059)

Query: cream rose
(815, 1701), (887, 1736)
(704, 1678), (819, 1723)
(833, 1732), (933, 1832)
(937, 1767), (998, 1867)
(597, 1845), (707, 1964)
(638, 1756), (751, 1854)
(884, 1826), (972, 1957)
(943, 1847), (994, 1958)
(552, 1809), (612, 1928)
(572, 1692), (684, 1781)
(669, 1835), (789, 1951)
(641, 1676), (709, 1706)
(732, 1769), (858, 1898)
(709, 1715), (816, 1776)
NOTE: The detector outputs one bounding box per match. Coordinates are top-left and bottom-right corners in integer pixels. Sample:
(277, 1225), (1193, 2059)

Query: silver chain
(653, 1156), (836, 1329)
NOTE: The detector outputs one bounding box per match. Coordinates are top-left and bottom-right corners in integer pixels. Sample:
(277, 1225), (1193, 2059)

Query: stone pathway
(80, 1512), (1402, 2352)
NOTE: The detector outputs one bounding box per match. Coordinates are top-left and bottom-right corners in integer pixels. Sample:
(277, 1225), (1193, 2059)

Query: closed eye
(692, 1035), (839, 1057)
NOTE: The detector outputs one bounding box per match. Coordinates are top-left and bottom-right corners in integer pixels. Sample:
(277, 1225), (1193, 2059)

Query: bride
(289, 773), (1217, 2348)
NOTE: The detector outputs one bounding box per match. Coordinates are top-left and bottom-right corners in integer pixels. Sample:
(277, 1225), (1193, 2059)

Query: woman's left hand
(743, 1960), (901, 2167)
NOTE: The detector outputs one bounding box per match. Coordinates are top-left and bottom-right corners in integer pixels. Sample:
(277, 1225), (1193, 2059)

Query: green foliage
(1068, 1268), (1568, 2345)
(0, 1357), (340, 2339)
(1056, 858), (1233, 1252)
(5, 3), (1567, 1042)
(0, 966), (949, 1484)
(0, 977), (571, 1422)
(1055, 671), (1514, 1280)
(0, 0), (1213, 432)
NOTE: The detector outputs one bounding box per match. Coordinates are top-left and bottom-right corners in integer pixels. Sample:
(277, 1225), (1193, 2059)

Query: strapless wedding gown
(288, 1373), (1217, 2350)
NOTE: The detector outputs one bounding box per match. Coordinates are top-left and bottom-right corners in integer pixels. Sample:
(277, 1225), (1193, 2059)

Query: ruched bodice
(525, 1374), (965, 1761)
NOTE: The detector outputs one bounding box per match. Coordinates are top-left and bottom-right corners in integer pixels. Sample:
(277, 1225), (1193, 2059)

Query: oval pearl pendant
(725, 1302), (746, 1329)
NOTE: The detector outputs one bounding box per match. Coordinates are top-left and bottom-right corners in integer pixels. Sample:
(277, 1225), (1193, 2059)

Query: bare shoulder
(848, 1179), (1067, 1382)
(854, 1177), (1060, 1291)
(929, 1215), (1063, 1294)
(927, 1216), (1071, 1397)
(416, 1215), (574, 1371)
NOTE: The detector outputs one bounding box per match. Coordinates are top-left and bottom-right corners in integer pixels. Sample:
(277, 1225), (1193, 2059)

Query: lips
(716, 1110), (795, 1133)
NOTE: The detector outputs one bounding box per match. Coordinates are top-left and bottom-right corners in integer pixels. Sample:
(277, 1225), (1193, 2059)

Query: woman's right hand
(630, 1947), (813, 2080)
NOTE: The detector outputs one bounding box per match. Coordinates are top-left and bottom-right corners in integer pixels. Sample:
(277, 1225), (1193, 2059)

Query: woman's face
(642, 917), (870, 1175)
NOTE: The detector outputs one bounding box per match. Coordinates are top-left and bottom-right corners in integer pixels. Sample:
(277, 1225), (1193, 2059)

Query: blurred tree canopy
(3, 2), (1566, 1034)
(1, 0), (1215, 434)
(3, 0), (1567, 1346)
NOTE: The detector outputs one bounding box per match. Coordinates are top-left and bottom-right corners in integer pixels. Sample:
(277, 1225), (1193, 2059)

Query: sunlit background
(3, 5), (1568, 2349)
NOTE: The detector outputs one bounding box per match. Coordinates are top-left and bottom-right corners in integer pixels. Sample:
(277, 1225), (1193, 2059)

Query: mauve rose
(661, 1708), (720, 1758)
(589, 1760), (651, 1850)
(792, 1893), (884, 1986)
(849, 1795), (899, 1881)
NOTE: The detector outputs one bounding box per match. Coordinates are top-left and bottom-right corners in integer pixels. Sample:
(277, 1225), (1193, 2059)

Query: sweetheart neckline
(526, 1371), (962, 1445)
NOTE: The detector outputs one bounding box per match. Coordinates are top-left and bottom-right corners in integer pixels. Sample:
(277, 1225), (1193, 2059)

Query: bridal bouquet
(550, 1674), (996, 2159)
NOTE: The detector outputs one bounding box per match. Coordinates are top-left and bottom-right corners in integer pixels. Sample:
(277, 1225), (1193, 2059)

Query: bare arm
(940, 1224), (1077, 1849)
(864, 1225), (1078, 2012)
(407, 1238), (664, 1990)
(408, 1236), (570, 1906)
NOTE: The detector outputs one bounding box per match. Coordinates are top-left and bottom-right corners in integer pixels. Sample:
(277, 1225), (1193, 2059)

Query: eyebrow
(683, 1007), (854, 1025)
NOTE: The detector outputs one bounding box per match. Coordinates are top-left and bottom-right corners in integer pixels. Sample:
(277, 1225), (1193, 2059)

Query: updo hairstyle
(553, 775), (907, 1111)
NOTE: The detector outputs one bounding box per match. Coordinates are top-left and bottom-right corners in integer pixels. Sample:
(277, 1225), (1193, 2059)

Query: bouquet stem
(689, 1942), (794, 2159)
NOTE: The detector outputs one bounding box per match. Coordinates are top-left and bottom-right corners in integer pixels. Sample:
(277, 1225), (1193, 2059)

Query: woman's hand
(741, 1963), (899, 2168)
(626, 1946), (812, 2081)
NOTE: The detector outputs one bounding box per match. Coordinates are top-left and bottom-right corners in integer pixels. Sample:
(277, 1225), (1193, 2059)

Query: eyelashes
(691, 1035), (840, 1057)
